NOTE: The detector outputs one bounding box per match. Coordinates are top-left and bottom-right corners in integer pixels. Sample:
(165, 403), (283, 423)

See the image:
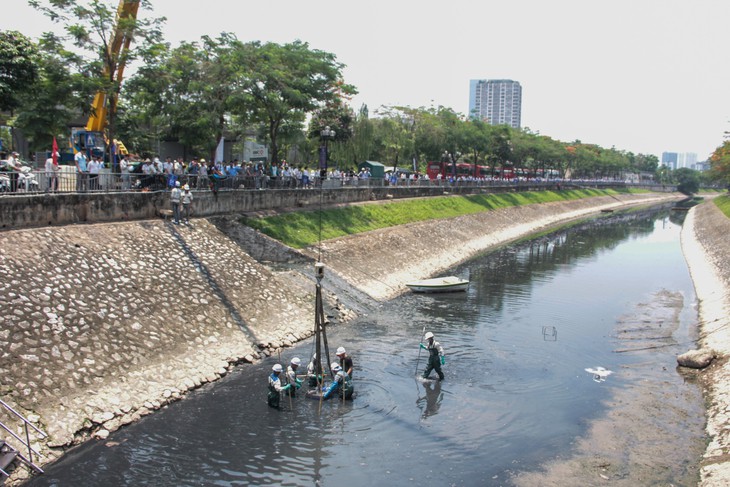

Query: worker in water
(322, 363), (354, 400)
(267, 364), (291, 408)
(420, 331), (445, 381)
(336, 346), (354, 378)
(286, 357), (303, 396)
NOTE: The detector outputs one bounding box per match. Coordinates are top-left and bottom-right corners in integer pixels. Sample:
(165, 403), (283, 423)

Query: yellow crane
(72, 0), (138, 160)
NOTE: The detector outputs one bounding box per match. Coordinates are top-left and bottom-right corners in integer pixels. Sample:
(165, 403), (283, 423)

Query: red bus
(426, 161), (495, 180)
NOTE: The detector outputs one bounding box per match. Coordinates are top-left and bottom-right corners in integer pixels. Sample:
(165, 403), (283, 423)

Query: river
(28, 205), (706, 486)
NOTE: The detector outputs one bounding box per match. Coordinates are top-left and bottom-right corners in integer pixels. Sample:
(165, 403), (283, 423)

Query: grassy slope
(243, 188), (646, 249)
(715, 194), (730, 218)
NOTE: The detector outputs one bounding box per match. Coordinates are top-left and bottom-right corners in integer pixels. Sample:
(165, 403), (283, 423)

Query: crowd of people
(120, 155), (378, 193)
(3, 149), (583, 196)
(267, 346), (356, 409)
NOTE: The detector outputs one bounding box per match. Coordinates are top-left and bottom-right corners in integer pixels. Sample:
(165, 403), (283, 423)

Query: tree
(674, 167), (700, 195)
(309, 95), (356, 169)
(234, 40), (356, 165)
(14, 37), (86, 152)
(339, 104), (375, 169)
(0, 30), (39, 113)
(370, 106), (415, 171)
(121, 34), (244, 158)
(30, 0), (165, 159)
(710, 139), (730, 187)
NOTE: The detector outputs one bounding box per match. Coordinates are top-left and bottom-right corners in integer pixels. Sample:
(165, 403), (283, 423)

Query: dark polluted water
(28, 207), (706, 486)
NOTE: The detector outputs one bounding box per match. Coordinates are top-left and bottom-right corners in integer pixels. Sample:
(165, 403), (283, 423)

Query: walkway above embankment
(0, 181), (671, 230)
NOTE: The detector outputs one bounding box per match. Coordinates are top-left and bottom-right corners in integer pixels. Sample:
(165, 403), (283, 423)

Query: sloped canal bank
(25, 205), (706, 486)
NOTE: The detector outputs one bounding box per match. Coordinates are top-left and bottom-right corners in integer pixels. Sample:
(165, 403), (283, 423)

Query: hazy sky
(3, 0), (729, 160)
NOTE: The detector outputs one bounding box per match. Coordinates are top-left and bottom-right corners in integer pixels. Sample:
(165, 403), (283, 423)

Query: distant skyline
(2, 0), (729, 161)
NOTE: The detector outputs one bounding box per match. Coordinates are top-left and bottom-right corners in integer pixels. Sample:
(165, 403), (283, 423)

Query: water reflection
(416, 380), (444, 420)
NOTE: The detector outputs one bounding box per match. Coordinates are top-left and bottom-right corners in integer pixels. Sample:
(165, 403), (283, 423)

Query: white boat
(405, 276), (469, 293)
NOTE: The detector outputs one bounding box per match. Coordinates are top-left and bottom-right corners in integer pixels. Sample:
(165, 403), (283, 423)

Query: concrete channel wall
(0, 189), (683, 485)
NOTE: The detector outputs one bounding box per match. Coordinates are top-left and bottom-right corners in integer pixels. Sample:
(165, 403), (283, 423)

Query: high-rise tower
(469, 79), (522, 128)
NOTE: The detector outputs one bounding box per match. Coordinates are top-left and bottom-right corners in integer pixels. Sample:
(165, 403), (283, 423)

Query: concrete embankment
(681, 199), (730, 487)
(0, 191), (682, 482)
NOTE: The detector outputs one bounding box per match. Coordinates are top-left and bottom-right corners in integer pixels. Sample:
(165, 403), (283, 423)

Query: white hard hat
(272, 364), (283, 372)
(291, 357), (301, 366)
(331, 362), (341, 372)
(336, 347), (346, 355)
(183, 184), (190, 190)
(424, 332), (434, 340)
(175, 181), (180, 187)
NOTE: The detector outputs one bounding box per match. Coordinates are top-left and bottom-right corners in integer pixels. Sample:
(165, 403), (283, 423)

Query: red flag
(52, 137), (59, 166)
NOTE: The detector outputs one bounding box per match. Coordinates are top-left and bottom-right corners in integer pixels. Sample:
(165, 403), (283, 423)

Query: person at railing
(140, 159), (155, 189)
(3, 151), (19, 192)
(197, 159), (209, 190)
(74, 150), (88, 192)
(281, 164), (293, 188)
(163, 156), (173, 177)
(210, 164), (225, 193)
(174, 157), (184, 177)
(188, 158), (199, 176)
(45, 151), (60, 192)
(152, 157), (163, 176)
(119, 155), (131, 190)
(88, 155), (102, 191)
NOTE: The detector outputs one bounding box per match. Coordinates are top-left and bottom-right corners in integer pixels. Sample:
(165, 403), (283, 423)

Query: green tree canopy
(674, 167), (700, 195)
(0, 30), (39, 113)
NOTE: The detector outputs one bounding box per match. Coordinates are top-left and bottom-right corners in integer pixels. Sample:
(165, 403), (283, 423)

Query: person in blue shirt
(74, 151), (88, 192)
(323, 363), (354, 400)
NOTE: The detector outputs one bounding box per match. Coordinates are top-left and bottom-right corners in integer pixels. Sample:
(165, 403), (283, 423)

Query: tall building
(469, 79), (522, 128)
(661, 152), (697, 170)
(661, 152), (678, 170)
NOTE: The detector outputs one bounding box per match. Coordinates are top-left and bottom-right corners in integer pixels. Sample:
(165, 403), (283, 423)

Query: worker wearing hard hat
(420, 331), (445, 380)
(285, 357), (303, 396)
(335, 346), (354, 378)
(267, 363), (291, 409)
(322, 362), (354, 400)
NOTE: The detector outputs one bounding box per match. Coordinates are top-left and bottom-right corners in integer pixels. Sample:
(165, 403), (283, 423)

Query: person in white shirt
(45, 152), (60, 192)
(88, 156), (101, 190)
(119, 156), (130, 190)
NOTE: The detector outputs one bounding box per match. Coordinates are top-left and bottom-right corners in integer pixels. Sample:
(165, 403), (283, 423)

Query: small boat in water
(405, 276), (469, 293)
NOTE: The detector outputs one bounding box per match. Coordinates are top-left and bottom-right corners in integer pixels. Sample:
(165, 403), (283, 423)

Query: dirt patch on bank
(512, 289), (705, 486)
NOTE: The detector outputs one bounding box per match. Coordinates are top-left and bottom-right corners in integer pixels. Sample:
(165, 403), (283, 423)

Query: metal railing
(0, 398), (47, 477)
(0, 167), (676, 195)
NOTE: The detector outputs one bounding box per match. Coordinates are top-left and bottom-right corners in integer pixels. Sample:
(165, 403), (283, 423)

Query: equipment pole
(415, 324), (426, 376)
(279, 349), (292, 410)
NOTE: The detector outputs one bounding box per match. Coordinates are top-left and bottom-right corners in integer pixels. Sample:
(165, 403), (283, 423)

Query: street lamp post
(319, 126), (336, 181)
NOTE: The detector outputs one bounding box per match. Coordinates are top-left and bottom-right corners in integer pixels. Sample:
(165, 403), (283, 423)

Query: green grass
(714, 194), (730, 218)
(242, 188), (647, 249)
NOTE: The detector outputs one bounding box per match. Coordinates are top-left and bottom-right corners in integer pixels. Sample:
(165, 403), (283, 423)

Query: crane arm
(85, 0), (140, 133)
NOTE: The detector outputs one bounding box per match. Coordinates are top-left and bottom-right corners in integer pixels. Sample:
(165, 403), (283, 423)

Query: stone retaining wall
(0, 191), (682, 483)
